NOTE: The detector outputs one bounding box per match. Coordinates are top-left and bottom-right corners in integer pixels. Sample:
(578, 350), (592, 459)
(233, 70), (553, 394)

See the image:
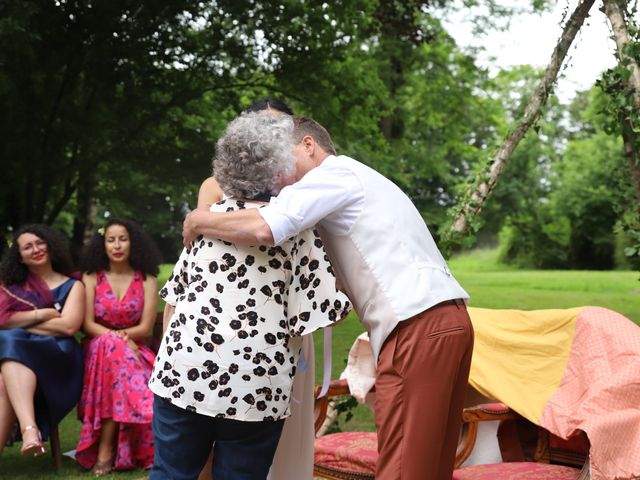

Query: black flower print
(150, 199), (351, 422)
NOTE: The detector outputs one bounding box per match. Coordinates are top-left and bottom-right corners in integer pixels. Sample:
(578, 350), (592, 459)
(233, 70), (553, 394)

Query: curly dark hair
(0, 224), (75, 286)
(80, 218), (162, 278)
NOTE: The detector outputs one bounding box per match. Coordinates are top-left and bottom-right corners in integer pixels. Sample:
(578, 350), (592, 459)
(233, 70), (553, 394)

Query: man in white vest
(183, 115), (474, 480)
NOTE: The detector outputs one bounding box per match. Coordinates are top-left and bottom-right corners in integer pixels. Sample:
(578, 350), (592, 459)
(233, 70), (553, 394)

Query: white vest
(317, 156), (469, 362)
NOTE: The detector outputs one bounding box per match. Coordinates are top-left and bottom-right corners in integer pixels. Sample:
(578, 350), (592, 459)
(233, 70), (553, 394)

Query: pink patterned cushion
(453, 463), (580, 480)
(314, 432), (377, 474)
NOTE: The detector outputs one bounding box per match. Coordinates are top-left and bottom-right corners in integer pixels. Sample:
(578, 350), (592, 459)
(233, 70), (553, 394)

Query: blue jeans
(149, 395), (285, 480)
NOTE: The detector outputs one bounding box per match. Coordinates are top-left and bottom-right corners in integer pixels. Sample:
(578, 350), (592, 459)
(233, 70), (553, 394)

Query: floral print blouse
(150, 199), (351, 422)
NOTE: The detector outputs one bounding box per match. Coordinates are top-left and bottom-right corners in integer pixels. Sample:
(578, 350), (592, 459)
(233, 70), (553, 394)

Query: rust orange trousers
(375, 300), (474, 480)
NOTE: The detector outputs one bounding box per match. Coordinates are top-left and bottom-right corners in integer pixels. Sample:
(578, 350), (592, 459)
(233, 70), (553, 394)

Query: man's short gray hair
(213, 112), (295, 199)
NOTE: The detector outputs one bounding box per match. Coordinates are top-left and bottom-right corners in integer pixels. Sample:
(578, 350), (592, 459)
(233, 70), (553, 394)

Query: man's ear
(302, 135), (317, 156)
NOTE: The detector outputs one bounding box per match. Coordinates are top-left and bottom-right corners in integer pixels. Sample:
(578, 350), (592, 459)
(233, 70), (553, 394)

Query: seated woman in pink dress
(75, 218), (161, 475)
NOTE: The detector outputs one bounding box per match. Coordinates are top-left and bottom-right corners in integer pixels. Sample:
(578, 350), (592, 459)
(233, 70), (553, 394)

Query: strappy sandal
(92, 455), (116, 477)
(20, 425), (46, 457)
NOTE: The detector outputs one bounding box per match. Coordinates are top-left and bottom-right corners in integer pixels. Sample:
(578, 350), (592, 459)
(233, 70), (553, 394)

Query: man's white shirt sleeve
(259, 156), (364, 245)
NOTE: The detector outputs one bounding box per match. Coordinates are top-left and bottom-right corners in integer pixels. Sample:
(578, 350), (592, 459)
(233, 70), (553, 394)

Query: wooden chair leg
(50, 425), (62, 470)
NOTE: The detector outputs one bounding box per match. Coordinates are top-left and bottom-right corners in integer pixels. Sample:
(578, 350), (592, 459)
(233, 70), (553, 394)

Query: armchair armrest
(313, 382), (522, 469)
(143, 311), (165, 353)
(314, 379), (352, 434)
(456, 402), (519, 468)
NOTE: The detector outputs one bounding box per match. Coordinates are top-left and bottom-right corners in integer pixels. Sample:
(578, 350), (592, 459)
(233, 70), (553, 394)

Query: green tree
(443, 0), (597, 251)
(498, 87), (634, 269)
(0, 0), (557, 261)
(478, 66), (565, 241)
(336, 3), (505, 230)
(0, 0), (380, 255)
(598, 0), (640, 271)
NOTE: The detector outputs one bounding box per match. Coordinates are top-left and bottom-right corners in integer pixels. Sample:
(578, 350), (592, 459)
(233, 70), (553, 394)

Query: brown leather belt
(433, 298), (465, 309)
(403, 299), (467, 324)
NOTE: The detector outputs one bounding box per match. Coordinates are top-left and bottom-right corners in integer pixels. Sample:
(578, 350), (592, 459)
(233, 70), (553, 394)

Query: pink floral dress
(76, 271), (156, 471)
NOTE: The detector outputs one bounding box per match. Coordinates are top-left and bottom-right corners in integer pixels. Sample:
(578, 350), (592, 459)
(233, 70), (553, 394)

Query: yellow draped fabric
(343, 306), (640, 480)
(467, 307), (581, 423)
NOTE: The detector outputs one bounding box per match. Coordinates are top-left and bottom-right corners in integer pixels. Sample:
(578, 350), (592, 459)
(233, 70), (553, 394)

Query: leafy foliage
(595, 2), (640, 271)
(0, 0), (385, 256)
(1, 0), (503, 260)
(0, 0), (634, 271)
(497, 88), (635, 269)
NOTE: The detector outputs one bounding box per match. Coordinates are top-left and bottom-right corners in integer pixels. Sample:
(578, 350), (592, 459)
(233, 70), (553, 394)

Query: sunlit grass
(450, 248), (640, 322)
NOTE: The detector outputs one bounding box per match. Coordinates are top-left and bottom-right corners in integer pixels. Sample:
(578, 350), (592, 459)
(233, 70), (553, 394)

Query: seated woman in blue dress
(0, 224), (85, 457)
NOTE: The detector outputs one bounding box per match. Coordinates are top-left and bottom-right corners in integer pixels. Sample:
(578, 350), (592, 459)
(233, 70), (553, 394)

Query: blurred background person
(75, 218), (161, 476)
(0, 224), (84, 458)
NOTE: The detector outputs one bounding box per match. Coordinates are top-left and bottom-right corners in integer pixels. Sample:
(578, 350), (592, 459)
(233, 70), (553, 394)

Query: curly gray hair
(213, 112), (295, 199)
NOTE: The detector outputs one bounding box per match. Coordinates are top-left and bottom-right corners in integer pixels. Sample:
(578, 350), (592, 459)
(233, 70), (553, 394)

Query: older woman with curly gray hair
(148, 112), (350, 480)
(213, 112), (295, 200)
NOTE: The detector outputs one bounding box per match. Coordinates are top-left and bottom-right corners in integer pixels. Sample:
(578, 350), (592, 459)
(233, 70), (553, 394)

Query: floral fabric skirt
(76, 333), (156, 470)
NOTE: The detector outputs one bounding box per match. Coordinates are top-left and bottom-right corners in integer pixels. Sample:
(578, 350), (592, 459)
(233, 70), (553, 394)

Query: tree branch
(602, 0), (640, 205)
(603, 0), (640, 108)
(445, 0), (596, 243)
(45, 178), (78, 225)
(44, 140), (81, 225)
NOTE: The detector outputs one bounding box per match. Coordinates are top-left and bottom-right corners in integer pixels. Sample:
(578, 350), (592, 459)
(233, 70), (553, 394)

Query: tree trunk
(622, 121), (640, 206)
(45, 177), (78, 226)
(603, 0), (640, 205)
(83, 197), (98, 244)
(603, 0), (640, 105)
(72, 165), (98, 254)
(446, 0), (596, 242)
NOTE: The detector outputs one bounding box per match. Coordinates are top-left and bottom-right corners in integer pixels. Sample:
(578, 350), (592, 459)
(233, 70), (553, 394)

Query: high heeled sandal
(20, 425), (46, 457)
(91, 455), (116, 476)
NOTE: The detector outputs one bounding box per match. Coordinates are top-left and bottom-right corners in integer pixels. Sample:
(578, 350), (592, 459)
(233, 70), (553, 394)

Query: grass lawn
(450, 248), (640, 321)
(3, 249), (638, 477)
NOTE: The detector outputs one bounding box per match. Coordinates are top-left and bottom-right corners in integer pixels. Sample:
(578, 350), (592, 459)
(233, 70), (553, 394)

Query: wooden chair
(50, 426), (62, 470)
(454, 403), (590, 480)
(3, 421), (64, 470)
(312, 379), (590, 480)
(144, 310), (166, 353)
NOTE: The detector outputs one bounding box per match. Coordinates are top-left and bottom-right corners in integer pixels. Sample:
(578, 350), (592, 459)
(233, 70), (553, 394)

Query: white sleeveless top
(260, 155), (469, 361)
